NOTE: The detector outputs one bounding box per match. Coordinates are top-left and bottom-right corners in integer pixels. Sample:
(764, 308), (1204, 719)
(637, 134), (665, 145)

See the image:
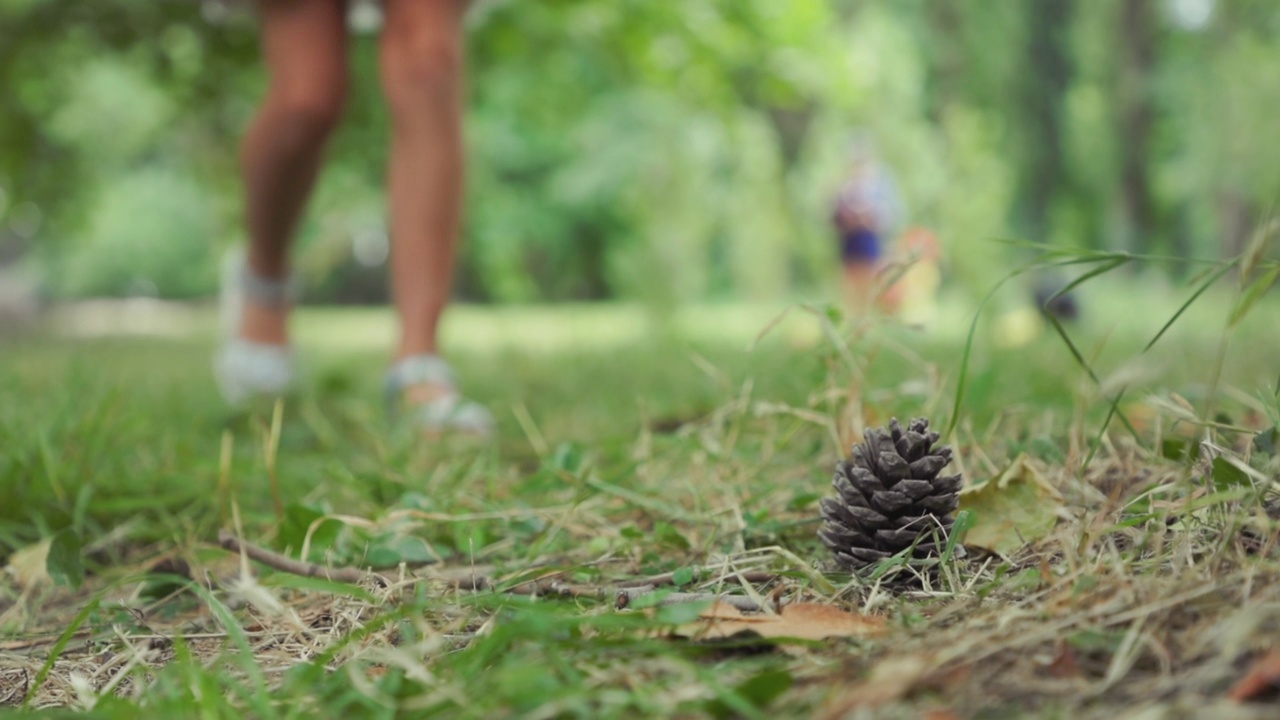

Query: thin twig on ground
(445, 575), (604, 599)
(615, 570), (780, 589)
(615, 586), (764, 612)
(215, 532), (785, 607)
(216, 530), (384, 586)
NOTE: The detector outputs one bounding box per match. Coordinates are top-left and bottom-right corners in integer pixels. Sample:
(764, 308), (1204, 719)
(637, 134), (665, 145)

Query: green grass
(2, 273), (1280, 718)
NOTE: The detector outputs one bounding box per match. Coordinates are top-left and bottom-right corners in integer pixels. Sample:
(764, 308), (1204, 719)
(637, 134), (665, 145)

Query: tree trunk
(1216, 190), (1254, 261)
(1022, 0), (1074, 242)
(1117, 0), (1158, 254)
(924, 0), (965, 124)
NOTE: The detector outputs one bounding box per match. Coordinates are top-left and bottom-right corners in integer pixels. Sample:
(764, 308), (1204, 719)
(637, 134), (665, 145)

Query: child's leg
(378, 0), (466, 367)
(843, 262), (879, 312)
(239, 0), (349, 345)
(374, 0), (492, 433)
(840, 229), (884, 314)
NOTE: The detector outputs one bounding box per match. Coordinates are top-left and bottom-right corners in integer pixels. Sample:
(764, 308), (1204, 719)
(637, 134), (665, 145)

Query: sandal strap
(410, 394), (495, 434)
(215, 246), (299, 404)
(237, 262), (298, 309)
(385, 354), (458, 393)
(214, 338), (296, 405)
(384, 354), (494, 435)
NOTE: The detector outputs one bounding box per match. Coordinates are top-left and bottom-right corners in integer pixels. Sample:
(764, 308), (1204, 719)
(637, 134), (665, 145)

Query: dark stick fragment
(217, 529), (385, 587)
(615, 587), (763, 612)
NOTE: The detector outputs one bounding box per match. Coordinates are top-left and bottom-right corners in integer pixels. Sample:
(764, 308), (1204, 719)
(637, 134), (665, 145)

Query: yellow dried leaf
(4, 538), (52, 591)
(677, 601), (886, 642)
(821, 655), (932, 715)
(958, 454), (1063, 556)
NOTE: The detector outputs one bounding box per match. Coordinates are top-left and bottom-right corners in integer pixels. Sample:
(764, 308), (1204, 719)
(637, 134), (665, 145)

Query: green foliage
(45, 527), (84, 590)
(277, 503), (341, 561)
(705, 667), (793, 720)
(10, 1), (1278, 304)
(58, 168), (219, 298)
(1256, 426), (1278, 456)
(1209, 456), (1251, 491)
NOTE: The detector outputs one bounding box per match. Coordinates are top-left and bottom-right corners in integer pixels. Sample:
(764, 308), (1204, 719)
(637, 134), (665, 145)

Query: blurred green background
(0, 0), (1277, 310)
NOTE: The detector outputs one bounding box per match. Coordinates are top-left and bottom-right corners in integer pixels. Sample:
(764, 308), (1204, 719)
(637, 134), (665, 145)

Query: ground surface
(2, 283), (1280, 718)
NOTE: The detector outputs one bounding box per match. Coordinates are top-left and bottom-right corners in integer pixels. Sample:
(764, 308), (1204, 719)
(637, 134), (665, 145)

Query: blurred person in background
(831, 134), (903, 314)
(214, 0), (493, 436)
(881, 226), (943, 327)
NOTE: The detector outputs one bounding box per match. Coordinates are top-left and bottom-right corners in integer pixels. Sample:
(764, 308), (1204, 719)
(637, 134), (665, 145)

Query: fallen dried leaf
(1228, 649), (1280, 702)
(1047, 640), (1084, 680)
(921, 661), (973, 695)
(676, 601), (886, 642)
(958, 454), (1064, 555)
(4, 539), (52, 591)
(820, 655), (932, 717)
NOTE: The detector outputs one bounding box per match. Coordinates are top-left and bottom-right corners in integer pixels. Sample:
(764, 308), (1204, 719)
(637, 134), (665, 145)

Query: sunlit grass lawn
(2, 275), (1279, 716)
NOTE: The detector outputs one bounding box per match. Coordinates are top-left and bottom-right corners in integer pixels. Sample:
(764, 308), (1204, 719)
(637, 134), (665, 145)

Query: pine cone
(819, 418), (962, 570)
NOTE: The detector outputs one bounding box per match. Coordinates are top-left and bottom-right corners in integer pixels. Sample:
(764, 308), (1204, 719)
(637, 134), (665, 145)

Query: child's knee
(270, 81), (348, 143)
(379, 24), (463, 114)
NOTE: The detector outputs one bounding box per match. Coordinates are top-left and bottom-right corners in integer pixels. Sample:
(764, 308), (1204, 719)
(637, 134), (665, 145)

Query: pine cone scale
(909, 455), (949, 477)
(819, 526), (873, 549)
(846, 548), (891, 564)
(896, 479), (934, 499)
(833, 475), (872, 507)
(932, 475), (963, 494)
(845, 505), (893, 528)
(902, 431), (930, 460)
(869, 491), (914, 514)
(819, 497), (859, 527)
(917, 495), (959, 514)
(877, 453), (910, 480)
(849, 467), (886, 495)
(875, 528), (922, 547)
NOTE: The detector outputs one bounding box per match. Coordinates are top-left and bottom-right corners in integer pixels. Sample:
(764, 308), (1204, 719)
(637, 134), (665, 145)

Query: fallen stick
(444, 575), (603, 599)
(0, 634), (88, 652)
(615, 586), (763, 612)
(615, 569), (780, 589)
(215, 532), (783, 607)
(217, 530), (383, 586)
(215, 534), (596, 598)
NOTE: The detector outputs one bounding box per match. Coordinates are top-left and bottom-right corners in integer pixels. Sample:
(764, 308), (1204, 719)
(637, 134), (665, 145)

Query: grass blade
(946, 270), (1028, 438)
(994, 236), (1226, 267)
(1238, 214), (1277, 280)
(23, 595), (102, 707)
(1043, 312), (1100, 384)
(183, 580), (275, 718)
(1043, 312), (1143, 446)
(948, 253), (1140, 438)
(1144, 261), (1234, 352)
(1040, 256), (1131, 307)
(1084, 389), (1125, 470)
(1228, 264), (1279, 328)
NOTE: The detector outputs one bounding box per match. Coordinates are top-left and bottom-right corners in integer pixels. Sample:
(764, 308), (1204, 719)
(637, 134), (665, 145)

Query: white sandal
(385, 354), (494, 436)
(213, 247), (298, 405)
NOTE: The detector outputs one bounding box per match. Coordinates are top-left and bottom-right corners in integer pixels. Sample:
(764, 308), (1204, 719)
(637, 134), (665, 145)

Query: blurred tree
(1019, 0), (1074, 244)
(1117, 0), (1158, 255)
